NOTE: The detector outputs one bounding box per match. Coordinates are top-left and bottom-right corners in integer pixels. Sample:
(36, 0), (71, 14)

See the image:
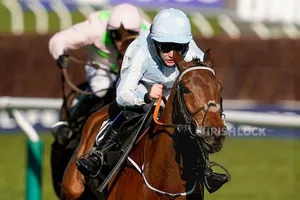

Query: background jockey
(49, 3), (151, 140)
(77, 8), (205, 176)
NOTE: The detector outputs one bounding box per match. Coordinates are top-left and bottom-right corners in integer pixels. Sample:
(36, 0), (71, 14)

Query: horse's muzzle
(197, 126), (227, 154)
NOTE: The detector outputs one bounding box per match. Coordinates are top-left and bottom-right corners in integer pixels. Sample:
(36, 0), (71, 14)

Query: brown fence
(0, 34), (298, 102)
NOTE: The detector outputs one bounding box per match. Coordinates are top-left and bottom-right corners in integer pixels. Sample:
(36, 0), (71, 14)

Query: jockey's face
(159, 50), (175, 67)
(110, 24), (139, 52)
(155, 42), (189, 67)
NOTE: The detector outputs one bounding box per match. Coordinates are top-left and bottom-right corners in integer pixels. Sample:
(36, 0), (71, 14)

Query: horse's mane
(185, 57), (211, 68)
(190, 57), (202, 66)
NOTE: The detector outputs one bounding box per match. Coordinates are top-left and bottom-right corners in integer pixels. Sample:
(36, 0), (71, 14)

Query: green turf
(0, 134), (298, 200)
(0, 3), (220, 35)
(208, 137), (300, 200)
(0, 134), (56, 200)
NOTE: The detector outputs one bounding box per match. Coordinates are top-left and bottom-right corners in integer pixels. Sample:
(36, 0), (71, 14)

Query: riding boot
(50, 121), (72, 146)
(50, 95), (89, 145)
(76, 111), (127, 176)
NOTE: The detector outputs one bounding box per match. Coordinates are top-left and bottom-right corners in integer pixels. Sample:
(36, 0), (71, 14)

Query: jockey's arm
(49, 12), (105, 60)
(116, 41), (147, 107)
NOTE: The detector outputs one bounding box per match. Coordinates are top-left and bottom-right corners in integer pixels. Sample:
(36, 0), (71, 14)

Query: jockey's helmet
(108, 3), (141, 32)
(150, 8), (192, 44)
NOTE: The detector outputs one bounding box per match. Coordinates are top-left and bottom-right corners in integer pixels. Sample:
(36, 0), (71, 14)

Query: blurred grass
(0, 4), (221, 35)
(0, 133), (299, 200)
(0, 2), (86, 33)
(0, 134), (56, 200)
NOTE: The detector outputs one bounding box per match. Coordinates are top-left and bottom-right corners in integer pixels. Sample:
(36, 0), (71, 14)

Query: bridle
(154, 65), (223, 138)
(176, 67), (222, 137)
(152, 65), (231, 195)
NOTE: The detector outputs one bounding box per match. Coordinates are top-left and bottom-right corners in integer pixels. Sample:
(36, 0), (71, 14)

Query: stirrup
(77, 151), (104, 178)
(204, 161), (231, 193)
(89, 152), (104, 178)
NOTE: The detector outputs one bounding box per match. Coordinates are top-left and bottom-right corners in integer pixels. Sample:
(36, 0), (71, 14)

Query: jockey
(77, 8), (205, 175)
(49, 3), (151, 141)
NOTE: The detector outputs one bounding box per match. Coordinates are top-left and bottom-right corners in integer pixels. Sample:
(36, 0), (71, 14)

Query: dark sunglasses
(156, 42), (189, 54)
(110, 30), (139, 41)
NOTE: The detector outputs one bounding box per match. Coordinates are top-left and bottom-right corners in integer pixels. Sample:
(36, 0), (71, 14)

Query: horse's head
(172, 49), (226, 154)
(116, 36), (138, 70)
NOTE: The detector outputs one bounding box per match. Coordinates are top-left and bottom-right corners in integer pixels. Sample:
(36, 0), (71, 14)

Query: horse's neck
(143, 93), (186, 190)
(144, 128), (184, 189)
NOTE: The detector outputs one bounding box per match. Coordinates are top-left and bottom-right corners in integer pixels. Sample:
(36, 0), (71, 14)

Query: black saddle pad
(98, 112), (153, 180)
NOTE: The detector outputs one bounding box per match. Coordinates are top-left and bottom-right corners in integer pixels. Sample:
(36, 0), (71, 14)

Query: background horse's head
(116, 36), (137, 70)
(172, 49), (226, 154)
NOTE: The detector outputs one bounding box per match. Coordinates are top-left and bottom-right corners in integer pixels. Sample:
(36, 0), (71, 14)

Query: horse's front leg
(61, 106), (110, 200)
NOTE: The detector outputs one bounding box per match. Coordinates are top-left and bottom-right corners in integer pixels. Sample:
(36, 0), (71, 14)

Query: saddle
(104, 112), (148, 168)
(92, 104), (154, 192)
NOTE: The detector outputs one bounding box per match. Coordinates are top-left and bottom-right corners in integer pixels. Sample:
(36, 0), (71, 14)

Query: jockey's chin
(160, 51), (175, 67)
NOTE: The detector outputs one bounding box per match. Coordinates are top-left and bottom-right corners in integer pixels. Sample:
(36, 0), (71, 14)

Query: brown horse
(61, 49), (226, 200)
(50, 37), (137, 198)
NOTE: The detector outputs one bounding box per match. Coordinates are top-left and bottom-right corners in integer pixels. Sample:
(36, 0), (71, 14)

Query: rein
(125, 66), (219, 197)
(61, 68), (95, 95)
(153, 66), (219, 135)
(60, 55), (118, 96)
(149, 65), (231, 195)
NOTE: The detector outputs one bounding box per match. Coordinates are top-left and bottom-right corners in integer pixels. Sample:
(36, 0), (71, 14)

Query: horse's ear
(173, 51), (188, 72)
(203, 48), (215, 68)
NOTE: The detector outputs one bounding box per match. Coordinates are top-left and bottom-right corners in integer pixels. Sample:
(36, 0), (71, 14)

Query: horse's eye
(182, 86), (190, 94)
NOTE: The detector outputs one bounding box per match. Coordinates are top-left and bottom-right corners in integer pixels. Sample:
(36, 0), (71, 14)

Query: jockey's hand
(57, 54), (70, 69)
(149, 84), (164, 99)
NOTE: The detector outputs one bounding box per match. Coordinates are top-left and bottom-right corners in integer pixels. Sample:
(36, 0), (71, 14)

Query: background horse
(50, 37), (137, 198)
(61, 49), (226, 200)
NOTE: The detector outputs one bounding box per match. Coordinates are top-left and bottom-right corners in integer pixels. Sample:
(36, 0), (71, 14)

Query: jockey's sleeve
(116, 40), (147, 107)
(49, 12), (105, 59)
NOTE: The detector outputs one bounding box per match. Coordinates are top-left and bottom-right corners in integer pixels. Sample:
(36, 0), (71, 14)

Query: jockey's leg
(76, 110), (127, 176)
(51, 64), (117, 145)
(61, 106), (110, 199)
(50, 93), (93, 146)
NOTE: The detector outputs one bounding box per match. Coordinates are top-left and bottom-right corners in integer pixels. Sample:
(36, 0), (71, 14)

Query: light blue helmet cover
(150, 8), (192, 44)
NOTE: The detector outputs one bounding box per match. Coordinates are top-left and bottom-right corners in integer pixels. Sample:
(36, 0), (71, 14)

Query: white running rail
(1, 97), (300, 129)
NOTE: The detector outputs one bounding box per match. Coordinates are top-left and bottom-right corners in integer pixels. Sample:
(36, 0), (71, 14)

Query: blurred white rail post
(10, 109), (43, 200)
(251, 22), (271, 40)
(49, 0), (72, 30)
(190, 12), (214, 38)
(217, 15), (241, 39)
(27, 0), (49, 34)
(2, 0), (24, 35)
(76, 3), (96, 18)
(282, 23), (300, 39)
